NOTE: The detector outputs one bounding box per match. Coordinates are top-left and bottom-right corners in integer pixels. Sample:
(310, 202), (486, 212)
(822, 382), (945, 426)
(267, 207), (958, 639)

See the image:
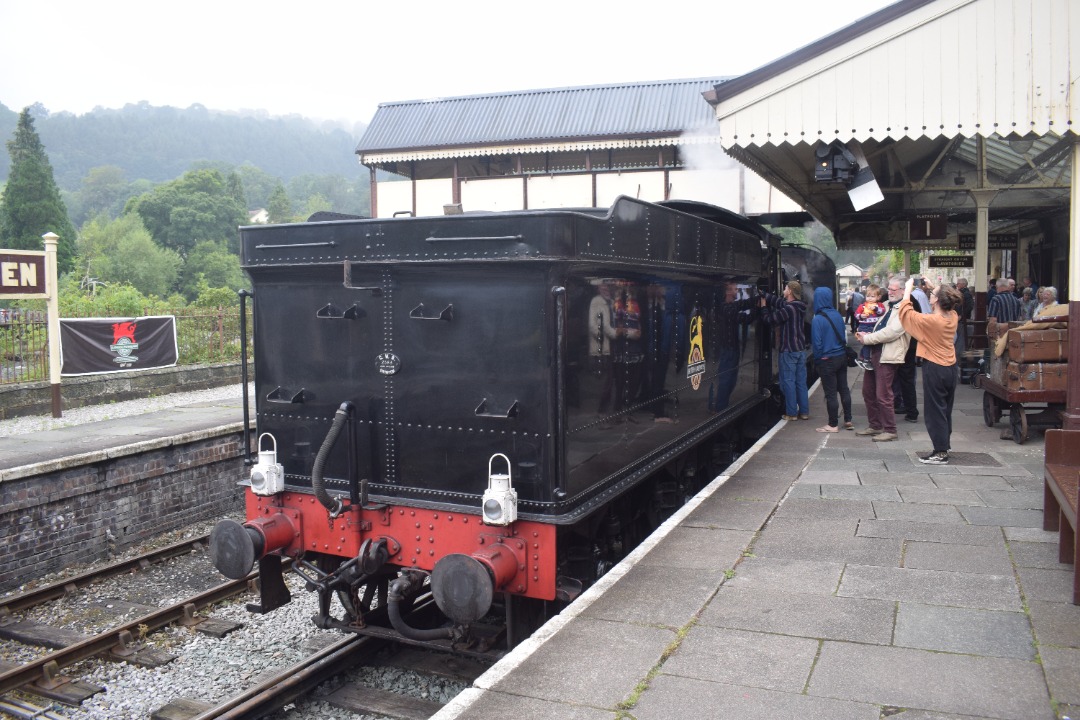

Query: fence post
(218, 306), (224, 355)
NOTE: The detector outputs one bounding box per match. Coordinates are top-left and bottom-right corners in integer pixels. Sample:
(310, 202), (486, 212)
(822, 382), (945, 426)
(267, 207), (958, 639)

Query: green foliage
(57, 277), (170, 317)
(0, 108), (77, 273)
(178, 239), (248, 301)
(267, 182), (292, 223)
(76, 214), (182, 298)
(68, 165), (133, 226)
(126, 169), (246, 255)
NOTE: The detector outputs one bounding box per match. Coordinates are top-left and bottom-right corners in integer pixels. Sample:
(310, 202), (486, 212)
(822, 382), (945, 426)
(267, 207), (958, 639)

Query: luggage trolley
(978, 314), (1068, 444)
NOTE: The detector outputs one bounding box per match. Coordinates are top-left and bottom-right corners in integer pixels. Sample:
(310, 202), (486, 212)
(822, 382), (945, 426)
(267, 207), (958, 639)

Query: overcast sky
(0, 0), (897, 127)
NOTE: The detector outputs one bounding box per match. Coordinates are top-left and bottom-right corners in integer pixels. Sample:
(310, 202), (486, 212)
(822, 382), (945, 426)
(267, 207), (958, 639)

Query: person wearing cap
(759, 280), (809, 421)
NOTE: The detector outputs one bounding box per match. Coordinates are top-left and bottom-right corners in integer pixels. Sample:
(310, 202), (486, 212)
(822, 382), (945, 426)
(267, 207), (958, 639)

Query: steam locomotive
(209, 196), (814, 654)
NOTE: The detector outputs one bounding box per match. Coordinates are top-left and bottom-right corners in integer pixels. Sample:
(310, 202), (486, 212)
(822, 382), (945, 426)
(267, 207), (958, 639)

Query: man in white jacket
(854, 279), (910, 442)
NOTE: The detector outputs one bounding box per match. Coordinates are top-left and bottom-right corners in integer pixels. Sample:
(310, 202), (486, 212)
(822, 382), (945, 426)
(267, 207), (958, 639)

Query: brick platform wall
(0, 429), (248, 592)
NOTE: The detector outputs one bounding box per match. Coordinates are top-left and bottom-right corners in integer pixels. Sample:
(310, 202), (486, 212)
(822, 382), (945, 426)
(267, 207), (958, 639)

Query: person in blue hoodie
(810, 286), (854, 432)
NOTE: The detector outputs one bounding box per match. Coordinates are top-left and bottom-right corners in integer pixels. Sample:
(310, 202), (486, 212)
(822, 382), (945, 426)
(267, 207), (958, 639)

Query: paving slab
(754, 522), (903, 567)
(682, 496), (775, 531)
(1016, 566), (1077, 604)
(856, 519), (1005, 546)
(870, 500), (967, 524)
(838, 564), (1021, 610)
(903, 540), (1013, 575)
(957, 506), (1044, 528)
(931, 474), (1017, 490)
(483, 618), (674, 708)
(896, 486), (986, 506)
(723, 556), (844, 596)
(1028, 600), (1080, 649)
(443, 690), (612, 720)
(808, 642), (1053, 720)
(1040, 646), (1080, 706)
(1009, 540), (1069, 570)
(894, 603), (1035, 659)
(774, 497), (874, 521)
(660, 626), (818, 693)
(701, 586), (895, 644)
(799, 469), (861, 484)
(975, 489), (1043, 509)
(857, 470), (935, 486)
(820, 484), (902, 501)
(1003, 526), (1059, 543)
(581, 564), (723, 628)
(633, 674), (879, 720)
(637, 526), (753, 570)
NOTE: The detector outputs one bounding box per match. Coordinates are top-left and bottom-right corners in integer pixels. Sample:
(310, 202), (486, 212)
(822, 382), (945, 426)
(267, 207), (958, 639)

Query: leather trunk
(1005, 361), (1068, 392)
(1006, 328), (1068, 363)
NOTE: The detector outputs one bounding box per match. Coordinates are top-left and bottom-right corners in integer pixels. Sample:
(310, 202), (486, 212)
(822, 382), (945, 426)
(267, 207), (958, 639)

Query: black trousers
(922, 360), (959, 453)
(816, 355), (852, 427)
(893, 361), (918, 419)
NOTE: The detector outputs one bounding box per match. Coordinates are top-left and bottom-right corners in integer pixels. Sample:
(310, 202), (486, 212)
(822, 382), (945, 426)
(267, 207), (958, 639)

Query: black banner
(60, 316), (178, 376)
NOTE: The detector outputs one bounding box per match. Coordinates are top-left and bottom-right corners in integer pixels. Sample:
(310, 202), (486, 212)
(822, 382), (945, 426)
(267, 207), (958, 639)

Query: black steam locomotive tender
(210, 196), (780, 653)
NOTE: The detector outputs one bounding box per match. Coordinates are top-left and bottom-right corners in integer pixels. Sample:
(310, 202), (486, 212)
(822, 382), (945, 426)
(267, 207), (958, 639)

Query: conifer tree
(0, 108), (77, 272)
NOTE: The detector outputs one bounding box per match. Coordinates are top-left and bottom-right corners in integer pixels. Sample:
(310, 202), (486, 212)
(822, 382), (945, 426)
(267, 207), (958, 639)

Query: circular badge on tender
(376, 352), (401, 375)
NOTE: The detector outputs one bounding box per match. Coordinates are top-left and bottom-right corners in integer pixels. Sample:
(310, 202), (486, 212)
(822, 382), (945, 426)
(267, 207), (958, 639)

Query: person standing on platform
(897, 278), (962, 465)
(987, 278), (1021, 322)
(810, 287), (854, 433)
(912, 279), (931, 314)
(847, 286), (865, 333)
(893, 292), (923, 423)
(855, 279), (910, 442)
(759, 280), (809, 421)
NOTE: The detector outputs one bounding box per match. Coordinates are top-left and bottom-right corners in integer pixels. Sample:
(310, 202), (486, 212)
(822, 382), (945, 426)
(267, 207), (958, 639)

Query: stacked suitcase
(1004, 327), (1069, 391)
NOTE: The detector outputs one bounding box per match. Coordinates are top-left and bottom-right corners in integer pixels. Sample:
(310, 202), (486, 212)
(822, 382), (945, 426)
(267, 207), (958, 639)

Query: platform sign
(909, 213), (948, 241)
(928, 255), (974, 268)
(958, 234), (1019, 251)
(0, 250), (48, 298)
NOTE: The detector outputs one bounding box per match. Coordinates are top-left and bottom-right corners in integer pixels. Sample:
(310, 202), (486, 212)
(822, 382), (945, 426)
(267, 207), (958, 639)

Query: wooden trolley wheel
(1009, 404), (1029, 445)
(983, 391), (1002, 427)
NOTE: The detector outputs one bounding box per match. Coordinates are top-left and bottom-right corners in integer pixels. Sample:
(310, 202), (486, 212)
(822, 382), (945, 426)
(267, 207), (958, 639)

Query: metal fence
(0, 306), (253, 385)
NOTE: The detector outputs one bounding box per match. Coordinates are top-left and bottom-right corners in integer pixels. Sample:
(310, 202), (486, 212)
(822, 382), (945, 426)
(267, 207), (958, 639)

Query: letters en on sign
(0, 250), (47, 298)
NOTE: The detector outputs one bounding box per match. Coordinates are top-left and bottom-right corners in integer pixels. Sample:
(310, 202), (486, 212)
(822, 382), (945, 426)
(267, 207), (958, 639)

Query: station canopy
(703, 0), (1078, 251)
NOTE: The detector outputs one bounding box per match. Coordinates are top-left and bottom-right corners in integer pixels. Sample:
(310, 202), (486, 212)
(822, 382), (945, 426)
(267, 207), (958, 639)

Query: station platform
(439, 371), (1079, 720)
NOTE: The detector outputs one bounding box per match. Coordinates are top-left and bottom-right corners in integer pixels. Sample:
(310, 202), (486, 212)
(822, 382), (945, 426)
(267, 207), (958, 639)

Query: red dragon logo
(112, 322), (136, 344)
(109, 321), (140, 366)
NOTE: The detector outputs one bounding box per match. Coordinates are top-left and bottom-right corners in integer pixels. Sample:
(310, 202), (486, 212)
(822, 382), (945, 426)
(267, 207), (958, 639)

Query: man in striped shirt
(987, 278), (1022, 323)
(759, 280), (809, 421)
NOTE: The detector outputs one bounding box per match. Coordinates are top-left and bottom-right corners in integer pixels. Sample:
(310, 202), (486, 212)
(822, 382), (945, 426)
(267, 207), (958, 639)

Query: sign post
(42, 233), (62, 417)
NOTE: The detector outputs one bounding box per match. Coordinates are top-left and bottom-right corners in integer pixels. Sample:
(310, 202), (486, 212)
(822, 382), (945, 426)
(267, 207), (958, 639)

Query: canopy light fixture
(814, 140), (858, 185)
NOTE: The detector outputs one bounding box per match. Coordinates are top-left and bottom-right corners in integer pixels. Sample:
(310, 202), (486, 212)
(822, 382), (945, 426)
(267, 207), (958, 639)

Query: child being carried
(854, 285), (885, 371)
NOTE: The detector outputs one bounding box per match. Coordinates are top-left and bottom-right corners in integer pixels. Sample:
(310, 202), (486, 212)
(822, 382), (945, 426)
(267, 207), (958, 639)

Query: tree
(178, 239), (247, 301)
(74, 165), (130, 224)
(0, 108), (77, 272)
(267, 182), (292, 223)
(77, 213), (181, 297)
(125, 169), (246, 256)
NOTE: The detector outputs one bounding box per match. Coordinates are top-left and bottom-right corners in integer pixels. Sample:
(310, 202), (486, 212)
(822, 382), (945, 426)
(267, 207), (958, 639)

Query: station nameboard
(928, 255), (974, 268)
(0, 250), (47, 298)
(957, 234), (1019, 251)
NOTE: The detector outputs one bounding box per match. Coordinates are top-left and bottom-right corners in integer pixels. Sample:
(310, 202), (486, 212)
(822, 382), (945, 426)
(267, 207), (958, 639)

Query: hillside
(0, 101), (367, 191)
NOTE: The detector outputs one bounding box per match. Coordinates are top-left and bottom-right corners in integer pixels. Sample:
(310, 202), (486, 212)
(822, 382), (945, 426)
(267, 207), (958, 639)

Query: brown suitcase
(1005, 361), (1068, 392)
(1007, 328), (1068, 363)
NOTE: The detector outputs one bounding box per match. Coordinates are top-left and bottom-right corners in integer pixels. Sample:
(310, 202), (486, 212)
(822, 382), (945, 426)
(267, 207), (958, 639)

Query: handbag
(820, 310), (858, 367)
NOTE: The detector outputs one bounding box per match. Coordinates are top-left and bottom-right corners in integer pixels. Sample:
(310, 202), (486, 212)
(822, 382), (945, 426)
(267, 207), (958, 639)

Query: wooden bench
(1043, 429), (1080, 604)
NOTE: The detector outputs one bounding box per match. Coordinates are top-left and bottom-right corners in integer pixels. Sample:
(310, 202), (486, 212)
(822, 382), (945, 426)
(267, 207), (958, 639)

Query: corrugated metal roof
(356, 78), (730, 157)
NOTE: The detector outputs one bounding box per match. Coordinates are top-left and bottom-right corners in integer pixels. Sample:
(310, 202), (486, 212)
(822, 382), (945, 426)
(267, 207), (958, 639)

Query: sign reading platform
(0, 250), (47, 298)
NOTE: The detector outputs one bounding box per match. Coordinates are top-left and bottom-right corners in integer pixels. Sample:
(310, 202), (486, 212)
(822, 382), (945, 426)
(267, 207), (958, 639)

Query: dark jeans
(922, 360), (959, 453)
(893, 361), (918, 418)
(816, 355), (852, 428)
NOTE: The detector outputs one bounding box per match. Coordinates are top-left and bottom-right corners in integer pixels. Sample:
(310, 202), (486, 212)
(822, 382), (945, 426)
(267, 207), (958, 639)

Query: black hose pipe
(388, 572), (453, 641)
(312, 402), (351, 517)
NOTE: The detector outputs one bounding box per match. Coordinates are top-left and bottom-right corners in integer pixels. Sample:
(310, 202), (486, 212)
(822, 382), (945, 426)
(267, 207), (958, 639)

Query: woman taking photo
(897, 276), (962, 465)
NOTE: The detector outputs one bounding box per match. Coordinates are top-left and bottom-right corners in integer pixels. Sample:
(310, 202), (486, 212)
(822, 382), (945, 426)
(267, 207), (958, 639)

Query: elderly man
(987, 278), (1022, 322)
(856, 278), (910, 441)
(912, 279), (931, 315)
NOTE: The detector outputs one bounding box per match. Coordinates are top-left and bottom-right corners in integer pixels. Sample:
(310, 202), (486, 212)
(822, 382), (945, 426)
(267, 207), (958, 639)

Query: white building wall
(595, 172), (666, 206)
(415, 178), (454, 217)
(461, 177), (524, 212)
(527, 175), (593, 209)
(376, 180), (413, 218)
